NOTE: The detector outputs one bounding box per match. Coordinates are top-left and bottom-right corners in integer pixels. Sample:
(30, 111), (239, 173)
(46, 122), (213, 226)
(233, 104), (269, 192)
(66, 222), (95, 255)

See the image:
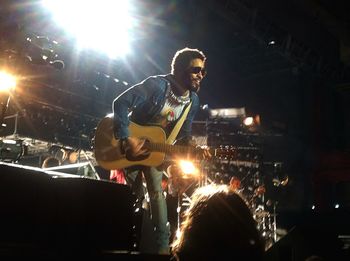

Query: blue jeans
(125, 166), (170, 254)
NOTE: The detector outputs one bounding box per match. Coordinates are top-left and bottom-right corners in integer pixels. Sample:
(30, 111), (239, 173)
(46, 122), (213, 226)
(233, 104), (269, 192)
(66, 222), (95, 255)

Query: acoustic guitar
(94, 116), (235, 170)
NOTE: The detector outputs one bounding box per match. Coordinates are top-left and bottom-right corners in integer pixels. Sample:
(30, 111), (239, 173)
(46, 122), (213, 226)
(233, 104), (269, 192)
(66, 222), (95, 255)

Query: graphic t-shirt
(149, 88), (190, 136)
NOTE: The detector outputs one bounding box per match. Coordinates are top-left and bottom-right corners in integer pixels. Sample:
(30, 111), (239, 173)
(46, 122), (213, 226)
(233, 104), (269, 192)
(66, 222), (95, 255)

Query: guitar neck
(147, 143), (225, 157)
(147, 142), (203, 155)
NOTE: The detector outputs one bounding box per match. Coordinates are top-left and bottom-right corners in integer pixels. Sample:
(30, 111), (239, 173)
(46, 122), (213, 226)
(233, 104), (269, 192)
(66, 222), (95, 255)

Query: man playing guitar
(96, 47), (209, 255)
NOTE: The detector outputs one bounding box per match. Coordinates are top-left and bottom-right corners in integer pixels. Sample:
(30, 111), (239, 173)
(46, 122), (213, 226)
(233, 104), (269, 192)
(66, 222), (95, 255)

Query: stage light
(166, 161), (199, 197)
(243, 116), (254, 126)
(242, 114), (261, 129)
(42, 0), (135, 59)
(335, 203), (340, 209)
(209, 107), (246, 119)
(178, 160), (198, 176)
(0, 71), (16, 92)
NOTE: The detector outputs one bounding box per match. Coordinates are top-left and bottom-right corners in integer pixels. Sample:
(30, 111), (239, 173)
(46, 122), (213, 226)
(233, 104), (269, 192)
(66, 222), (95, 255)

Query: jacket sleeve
(112, 77), (157, 139)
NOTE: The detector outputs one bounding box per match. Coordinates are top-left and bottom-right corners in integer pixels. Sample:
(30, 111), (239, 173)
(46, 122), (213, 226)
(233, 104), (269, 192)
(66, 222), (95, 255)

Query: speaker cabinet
(0, 162), (134, 255)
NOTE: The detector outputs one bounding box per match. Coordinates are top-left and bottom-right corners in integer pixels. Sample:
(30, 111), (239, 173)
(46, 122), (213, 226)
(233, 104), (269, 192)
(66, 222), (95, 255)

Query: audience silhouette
(171, 184), (265, 260)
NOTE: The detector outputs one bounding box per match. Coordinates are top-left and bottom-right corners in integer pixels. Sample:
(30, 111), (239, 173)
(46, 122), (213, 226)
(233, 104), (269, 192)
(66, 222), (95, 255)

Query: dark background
(1, 0), (350, 216)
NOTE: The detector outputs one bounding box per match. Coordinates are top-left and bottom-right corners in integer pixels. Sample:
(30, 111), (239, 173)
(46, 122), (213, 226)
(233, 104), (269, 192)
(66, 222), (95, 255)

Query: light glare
(42, 0), (134, 58)
(178, 160), (197, 175)
(0, 71), (16, 92)
(243, 116), (254, 126)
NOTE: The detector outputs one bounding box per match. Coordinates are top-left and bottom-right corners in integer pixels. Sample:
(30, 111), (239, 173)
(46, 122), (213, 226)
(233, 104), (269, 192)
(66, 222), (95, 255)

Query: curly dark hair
(171, 47), (206, 76)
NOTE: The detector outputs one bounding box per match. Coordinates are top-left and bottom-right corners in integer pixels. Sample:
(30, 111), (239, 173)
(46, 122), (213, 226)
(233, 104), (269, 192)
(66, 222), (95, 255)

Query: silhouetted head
(171, 184), (265, 260)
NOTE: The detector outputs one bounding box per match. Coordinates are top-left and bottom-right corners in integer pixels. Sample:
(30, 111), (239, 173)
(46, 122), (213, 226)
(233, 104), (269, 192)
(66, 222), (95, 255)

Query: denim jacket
(113, 74), (200, 143)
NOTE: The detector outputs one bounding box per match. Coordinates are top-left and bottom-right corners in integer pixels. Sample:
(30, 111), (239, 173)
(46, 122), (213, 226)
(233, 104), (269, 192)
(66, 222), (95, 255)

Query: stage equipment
(208, 107), (246, 119)
(23, 33), (65, 70)
(204, 107), (286, 249)
(44, 161), (100, 179)
(165, 159), (204, 238)
(0, 138), (24, 162)
(0, 161), (134, 254)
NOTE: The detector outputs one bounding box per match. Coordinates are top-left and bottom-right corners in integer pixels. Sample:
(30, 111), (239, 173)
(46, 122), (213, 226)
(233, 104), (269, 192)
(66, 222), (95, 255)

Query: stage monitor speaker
(0, 162), (134, 255)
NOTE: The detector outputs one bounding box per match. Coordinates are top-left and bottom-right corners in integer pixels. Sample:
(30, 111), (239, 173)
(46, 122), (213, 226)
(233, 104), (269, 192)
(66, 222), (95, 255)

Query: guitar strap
(166, 101), (192, 145)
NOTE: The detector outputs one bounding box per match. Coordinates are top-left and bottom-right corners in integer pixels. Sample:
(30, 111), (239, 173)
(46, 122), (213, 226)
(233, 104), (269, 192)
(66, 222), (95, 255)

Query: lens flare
(0, 71), (16, 92)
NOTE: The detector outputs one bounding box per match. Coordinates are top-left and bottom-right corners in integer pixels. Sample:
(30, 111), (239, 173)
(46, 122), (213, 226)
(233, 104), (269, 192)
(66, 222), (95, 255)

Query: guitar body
(94, 116), (167, 170)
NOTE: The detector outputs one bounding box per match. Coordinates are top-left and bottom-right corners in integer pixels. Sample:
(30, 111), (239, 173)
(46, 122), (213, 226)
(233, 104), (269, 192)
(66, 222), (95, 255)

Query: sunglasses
(188, 66), (207, 76)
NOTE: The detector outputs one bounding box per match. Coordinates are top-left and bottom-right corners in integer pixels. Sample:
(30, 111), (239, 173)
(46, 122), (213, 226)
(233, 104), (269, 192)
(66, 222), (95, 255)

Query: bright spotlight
(243, 116), (254, 126)
(178, 160), (198, 176)
(0, 71), (16, 92)
(42, 0), (135, 59)
(242, 114), (261, 129)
